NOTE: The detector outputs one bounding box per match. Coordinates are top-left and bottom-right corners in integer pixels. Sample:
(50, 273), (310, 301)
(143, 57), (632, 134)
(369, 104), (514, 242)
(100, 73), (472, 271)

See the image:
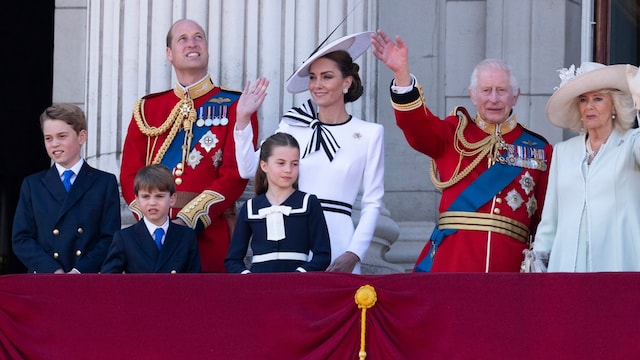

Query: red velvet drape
(1, 272), (639, 359)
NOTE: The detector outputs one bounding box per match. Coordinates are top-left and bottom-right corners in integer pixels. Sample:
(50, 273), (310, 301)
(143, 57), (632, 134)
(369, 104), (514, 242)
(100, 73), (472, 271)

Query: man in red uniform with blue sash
(120, 19), (268, 272)
(372, 30), (552, 272)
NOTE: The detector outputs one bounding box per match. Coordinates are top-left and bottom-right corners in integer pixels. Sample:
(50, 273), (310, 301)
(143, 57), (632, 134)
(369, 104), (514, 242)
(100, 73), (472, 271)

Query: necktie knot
(154, 228), (165, 250)
(62, 170), (74, 192)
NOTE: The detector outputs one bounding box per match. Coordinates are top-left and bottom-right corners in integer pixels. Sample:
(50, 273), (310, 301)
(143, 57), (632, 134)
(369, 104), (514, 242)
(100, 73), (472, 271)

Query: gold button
(77, 227), (84, 234)
(174, 169), (183, 177)
(75, 250), (82, 256)
(53, 229), (60, 235)
(175, 178), (183, 185)
(170, 270), (177, 274)
(53, 252), (59, 259)
(493, 208), (501, 215)
(176, 163), (183, 170)
(495, 198), (502, 204)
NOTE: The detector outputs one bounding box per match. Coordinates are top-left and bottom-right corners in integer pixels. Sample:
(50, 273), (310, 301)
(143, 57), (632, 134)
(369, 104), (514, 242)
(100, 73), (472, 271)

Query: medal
(204, 107), (213, 126)
(196, 107), (205, 127)
(220, 106), (229, 126)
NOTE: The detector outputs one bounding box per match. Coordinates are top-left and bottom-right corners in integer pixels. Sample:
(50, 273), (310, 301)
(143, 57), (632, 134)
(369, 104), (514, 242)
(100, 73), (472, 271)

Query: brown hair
(319, 50), (364, 103)
(134, 164), (176, 195)
(254, 133), (300, 195)
(39, 103), (87, 134)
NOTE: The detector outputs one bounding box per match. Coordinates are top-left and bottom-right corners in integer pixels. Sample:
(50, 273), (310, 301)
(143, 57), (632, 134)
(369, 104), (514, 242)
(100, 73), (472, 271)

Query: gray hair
(469, 59), (519, 96)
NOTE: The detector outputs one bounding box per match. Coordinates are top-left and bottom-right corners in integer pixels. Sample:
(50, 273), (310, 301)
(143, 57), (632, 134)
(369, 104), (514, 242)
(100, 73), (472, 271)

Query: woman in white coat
(532, 62), (640, 272)
(234, 32), (384, 274)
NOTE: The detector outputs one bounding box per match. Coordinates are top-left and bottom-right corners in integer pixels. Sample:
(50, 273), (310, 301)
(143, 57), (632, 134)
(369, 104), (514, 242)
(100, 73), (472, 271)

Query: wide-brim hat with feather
(546, 62), (633, 129)
(285, 31), (374, 94)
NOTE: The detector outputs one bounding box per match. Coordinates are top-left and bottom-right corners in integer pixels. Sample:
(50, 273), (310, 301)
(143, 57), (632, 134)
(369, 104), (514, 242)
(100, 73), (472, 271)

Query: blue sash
(161, 90), (240, 169)
(415, 130), (545, 272)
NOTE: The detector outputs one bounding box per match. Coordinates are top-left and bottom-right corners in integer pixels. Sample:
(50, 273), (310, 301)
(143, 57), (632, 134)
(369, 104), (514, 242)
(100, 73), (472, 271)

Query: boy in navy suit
(12, 103), (121, 273)
(101, 164), (201, 273)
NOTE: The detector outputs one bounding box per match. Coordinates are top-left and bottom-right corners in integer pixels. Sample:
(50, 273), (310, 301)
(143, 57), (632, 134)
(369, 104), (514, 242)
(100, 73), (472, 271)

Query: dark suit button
(77, 227), (84, 234)
(53, 229), (60, 235)
(53, 252), (59, 259)
(75, 250), (82, 256)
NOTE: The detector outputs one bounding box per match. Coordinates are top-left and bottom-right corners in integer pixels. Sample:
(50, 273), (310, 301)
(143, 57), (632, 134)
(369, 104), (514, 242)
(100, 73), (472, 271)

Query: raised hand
(236, 77), (269, 130)
(371, 30), (412, 86)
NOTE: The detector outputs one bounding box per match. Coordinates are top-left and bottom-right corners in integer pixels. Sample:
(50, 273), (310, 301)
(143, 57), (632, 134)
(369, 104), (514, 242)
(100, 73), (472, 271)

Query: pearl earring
(343, 88), (348, 94)
(612, 112), (617, 120)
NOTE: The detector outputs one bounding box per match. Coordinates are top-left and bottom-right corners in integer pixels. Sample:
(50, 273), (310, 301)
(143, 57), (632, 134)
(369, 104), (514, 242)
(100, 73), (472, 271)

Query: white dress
(234, 102), (384, 274)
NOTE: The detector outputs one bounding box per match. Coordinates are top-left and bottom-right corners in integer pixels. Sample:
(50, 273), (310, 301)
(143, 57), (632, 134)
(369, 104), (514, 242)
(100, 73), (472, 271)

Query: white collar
(55, 158), (84, 177)
(144, 217), (170, 237)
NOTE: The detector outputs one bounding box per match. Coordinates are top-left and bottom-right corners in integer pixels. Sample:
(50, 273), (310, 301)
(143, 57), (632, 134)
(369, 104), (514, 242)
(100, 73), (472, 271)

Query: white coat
(533, 127), (640, 271)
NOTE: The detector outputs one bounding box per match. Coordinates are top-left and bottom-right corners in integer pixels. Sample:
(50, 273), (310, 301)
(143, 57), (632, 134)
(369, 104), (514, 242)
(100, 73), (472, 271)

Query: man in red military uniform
(372, 30), (552, 272)
(120, 19), (268, 272)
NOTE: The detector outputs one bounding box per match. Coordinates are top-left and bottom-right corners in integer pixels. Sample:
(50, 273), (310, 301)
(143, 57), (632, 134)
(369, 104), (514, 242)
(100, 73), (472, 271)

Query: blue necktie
(154, 228), (164, 251)
(62, 170), (74, 192)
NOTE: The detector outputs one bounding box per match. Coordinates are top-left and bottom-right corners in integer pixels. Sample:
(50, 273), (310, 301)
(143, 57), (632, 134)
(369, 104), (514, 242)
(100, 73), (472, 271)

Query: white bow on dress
(257, 205), (292, 241)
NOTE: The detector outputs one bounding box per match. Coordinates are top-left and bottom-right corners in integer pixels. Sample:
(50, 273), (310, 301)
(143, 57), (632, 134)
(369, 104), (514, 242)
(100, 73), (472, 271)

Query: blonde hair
(574, 89), (636, 133)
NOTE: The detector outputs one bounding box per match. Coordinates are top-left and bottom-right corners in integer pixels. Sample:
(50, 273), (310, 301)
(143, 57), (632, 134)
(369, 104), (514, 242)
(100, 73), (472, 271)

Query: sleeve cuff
(391, 74), (417, 94)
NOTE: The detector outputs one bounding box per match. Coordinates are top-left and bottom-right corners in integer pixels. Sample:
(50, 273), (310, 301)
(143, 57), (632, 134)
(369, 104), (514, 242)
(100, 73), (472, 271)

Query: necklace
(586, 139), (599, 164)
(586, 139), (597, 156)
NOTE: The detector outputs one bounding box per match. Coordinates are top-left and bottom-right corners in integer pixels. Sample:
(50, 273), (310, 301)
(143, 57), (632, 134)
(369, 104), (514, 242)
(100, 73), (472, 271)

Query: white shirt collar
(55, 158), (85, 178)
(143, 217), (170, 240)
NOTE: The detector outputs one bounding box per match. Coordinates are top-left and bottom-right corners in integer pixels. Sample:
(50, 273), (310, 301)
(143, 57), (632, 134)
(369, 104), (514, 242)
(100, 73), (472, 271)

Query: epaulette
(521, 127), (551, 145)
(141, 89), (173, 100)
(450, 106), (472, 122)
(219, 86), (242, 95)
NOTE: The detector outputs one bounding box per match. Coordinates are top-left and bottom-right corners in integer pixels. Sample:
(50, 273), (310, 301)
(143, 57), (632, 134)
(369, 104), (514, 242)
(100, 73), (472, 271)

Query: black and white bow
(283, 99), (341, 161)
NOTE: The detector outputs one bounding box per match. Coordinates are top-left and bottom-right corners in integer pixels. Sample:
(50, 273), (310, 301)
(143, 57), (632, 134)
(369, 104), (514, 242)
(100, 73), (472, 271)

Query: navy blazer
(100, 220), (201, 273)
(12, 162), (121, 273)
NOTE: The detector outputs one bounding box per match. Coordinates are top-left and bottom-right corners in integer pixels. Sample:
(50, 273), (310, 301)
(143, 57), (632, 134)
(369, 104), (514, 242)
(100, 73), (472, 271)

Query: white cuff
(391, 74), (417, 94)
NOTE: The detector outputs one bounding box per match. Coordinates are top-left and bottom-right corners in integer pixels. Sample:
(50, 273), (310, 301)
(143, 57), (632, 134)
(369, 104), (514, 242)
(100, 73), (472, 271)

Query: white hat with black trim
(285, 31), (374, 94)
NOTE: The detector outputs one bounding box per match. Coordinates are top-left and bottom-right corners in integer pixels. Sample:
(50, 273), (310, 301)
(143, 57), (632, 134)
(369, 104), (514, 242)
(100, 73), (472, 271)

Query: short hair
(166, 19), (207, 48)
(39, 103), (87, 134)
(469, 58), (519, 97)
(254, 133), (300, 195)
(134, 164), (176, 195)
(317, 50), (364, 103)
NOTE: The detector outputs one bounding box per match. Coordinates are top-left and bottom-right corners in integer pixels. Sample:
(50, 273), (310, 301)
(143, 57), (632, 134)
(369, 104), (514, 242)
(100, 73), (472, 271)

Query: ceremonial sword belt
(437, 211), (530, 244)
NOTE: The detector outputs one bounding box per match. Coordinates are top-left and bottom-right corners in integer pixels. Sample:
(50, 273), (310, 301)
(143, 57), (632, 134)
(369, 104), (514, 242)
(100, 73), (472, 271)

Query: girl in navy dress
(225, 133), (331, 273)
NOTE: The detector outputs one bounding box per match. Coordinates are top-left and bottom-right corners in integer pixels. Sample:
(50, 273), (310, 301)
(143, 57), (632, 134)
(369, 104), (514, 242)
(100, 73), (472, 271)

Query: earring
(612, 112), (617, 120)
(343, 88), (348, 94)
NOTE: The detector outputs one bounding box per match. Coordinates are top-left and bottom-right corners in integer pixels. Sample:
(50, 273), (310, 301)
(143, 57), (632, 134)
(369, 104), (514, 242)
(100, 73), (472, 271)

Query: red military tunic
(120, 75), (258, 272)
(391, 82), (552, 272)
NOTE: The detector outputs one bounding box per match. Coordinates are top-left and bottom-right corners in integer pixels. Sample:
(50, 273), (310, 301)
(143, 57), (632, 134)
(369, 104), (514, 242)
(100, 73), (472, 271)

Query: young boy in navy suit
(101, 164), (201, 273)
(12, 103), (121, 273)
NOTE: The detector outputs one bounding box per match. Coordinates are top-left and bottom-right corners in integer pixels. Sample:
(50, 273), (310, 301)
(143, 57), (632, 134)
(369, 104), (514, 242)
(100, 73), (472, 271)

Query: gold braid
(133, 97), (197, 165)
(430, 109), (500, 190)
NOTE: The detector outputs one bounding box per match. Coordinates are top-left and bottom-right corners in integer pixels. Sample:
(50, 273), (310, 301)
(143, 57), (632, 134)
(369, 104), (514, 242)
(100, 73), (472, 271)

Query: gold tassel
(354, 285), (377, 360)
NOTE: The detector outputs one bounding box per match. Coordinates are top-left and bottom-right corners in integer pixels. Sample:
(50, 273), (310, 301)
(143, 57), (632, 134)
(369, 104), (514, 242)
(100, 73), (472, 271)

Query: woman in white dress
(531, 62), (640, 272)
(234, 32), (384, 273)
